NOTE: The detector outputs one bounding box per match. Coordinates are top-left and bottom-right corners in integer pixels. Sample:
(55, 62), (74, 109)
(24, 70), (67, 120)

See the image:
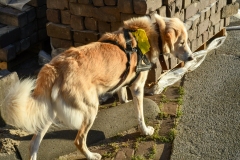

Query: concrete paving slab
(171, 29), (240, 160)
(17, 98), (159, 160)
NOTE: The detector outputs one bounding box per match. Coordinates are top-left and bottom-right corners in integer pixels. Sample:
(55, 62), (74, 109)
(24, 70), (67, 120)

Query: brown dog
(1, 14), (192, 160)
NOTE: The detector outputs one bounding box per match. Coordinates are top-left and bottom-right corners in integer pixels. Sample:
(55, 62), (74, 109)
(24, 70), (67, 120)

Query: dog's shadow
(20, 129), (105, 145)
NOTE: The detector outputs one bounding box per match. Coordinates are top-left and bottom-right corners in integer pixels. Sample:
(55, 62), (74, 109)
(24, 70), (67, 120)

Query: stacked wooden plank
(0, 0), (48, 70)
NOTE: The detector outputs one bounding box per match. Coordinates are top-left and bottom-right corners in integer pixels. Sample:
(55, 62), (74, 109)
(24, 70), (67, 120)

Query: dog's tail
(1, 65), (57, 133)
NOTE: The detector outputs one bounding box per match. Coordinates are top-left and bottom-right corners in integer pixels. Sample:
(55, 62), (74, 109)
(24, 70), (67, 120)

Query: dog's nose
(187, 56), (194, 61)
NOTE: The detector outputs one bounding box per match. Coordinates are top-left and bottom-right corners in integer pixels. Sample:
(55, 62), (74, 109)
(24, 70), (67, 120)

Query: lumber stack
(0, 0), (48, 70)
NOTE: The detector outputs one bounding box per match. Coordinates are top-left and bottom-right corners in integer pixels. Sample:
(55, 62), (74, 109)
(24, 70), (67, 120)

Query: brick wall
(0, 0), (48, 67)
(45, 0), (238, 53)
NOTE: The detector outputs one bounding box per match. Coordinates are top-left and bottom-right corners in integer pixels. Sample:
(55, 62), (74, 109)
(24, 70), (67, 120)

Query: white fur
(1, 78), (54, 133)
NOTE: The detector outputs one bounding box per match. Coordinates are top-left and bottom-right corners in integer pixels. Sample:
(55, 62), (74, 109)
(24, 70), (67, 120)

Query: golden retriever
(1, 14), (192, 160)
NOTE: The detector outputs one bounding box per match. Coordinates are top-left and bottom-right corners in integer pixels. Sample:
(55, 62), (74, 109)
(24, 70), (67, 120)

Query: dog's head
(155, 14), (193, 62)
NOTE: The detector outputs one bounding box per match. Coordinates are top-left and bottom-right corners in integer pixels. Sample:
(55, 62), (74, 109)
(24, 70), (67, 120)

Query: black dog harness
(102, 29), (152, 92)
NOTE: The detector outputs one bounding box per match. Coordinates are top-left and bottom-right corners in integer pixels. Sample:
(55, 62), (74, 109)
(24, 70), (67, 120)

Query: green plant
(147, 144), (156, 159)
(131, 155), (145, 160)
(168, 128), (177, 142)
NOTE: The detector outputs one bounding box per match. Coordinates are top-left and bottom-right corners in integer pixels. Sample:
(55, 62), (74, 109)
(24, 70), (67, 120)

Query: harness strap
(155, 23), (168, 72)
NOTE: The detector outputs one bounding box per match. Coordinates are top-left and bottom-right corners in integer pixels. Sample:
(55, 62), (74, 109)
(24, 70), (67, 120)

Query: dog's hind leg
(74, 106), (101, 160)
(29, 121), (52, 160)
(117, 86), (129, 103)
(130, 73), (154, 136)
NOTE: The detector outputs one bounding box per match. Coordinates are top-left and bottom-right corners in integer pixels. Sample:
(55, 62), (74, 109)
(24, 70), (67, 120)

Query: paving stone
(0, 44), (16, 62)
(158, 6), (167, 17)
(111, 21), (122, 31)
(0, 6), (28, 27)
(210, 11), (221, 25)
(182, 0), (191, 8)
(20, 20), (38, 39)
(20, 37), (31, 53)
(0, 25), (20, 48)
(70, 3), (96, 17)
(95, 6), (121, 22)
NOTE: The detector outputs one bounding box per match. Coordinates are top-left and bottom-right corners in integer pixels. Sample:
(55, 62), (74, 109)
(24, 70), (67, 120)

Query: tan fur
(1, 14), (192, 160)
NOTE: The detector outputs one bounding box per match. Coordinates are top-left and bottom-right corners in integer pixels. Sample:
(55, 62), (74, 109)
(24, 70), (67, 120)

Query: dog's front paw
(87, 152), (102, 160)
(143, 126), (155, 136)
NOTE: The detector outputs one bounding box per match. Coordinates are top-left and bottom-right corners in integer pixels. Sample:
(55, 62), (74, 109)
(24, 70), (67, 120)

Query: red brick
(210, 2), (216, 15)
(47, 0), (69, 10)
(111, 21), (122, 31)
(216, 0), (226, 12)
(221, 2), (239, 18)
(158, 6), (166, 17)
(174, 9), (185, 21)
(61, 10), (71, 24)
(197, 18), (209, 36)
(51, 37), (73, 48)
(73, 30), (99, 44)
(200, 6), (211, 22)
(104, 0), (117, 6)
(93, 0), (104, 6)
(0, 25), (20, 48)
(84, 17), (98, 31)
(120, 13), (142, 21)
(202, 31), (209, 43)
(224, 17), (230, 26)
(70, 3), (96, 17)
(163, 0), (175, 5)
(133, 0), (162, 14)
(77, 0), (91, 4)
(0, 44), (16, 62)
(213, 23), (220, 34)
(46, 22), (72, 40)
(185, 2), (199, 19)
(46, 9), (60, 23)
(175, 0), (182, 11)
(185, 13), (200, 30)
(227, 0), (236, 4)
(95, 6), (121, 22)
(210, 12), (221, 25)
(166, 2), (176, 17)
(98, 21), (111, 34)
(182, 0), (191, 8)
(70, 15), (84, 31)
(0, 6), (28, 27)
(188, 29), (197, 41)
(36, 5), (47, 18)
(118, 0), (134, 13)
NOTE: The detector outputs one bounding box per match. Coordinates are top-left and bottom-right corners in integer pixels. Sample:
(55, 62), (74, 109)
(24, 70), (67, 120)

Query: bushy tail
(1, 78), (54, 133)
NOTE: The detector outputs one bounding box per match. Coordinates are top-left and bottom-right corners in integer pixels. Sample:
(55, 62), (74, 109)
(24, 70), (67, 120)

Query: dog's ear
(165, 29), (179, 52)
(154, 14), (171, 54)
